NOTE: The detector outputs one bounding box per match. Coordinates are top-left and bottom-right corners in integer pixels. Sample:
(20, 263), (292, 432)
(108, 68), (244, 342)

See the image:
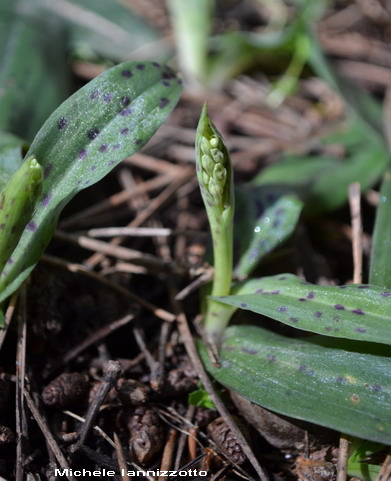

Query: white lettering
(54, 468), (215, 478)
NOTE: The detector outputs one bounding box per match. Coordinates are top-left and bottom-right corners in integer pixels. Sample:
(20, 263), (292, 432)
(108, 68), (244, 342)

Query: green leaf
(234, 188), (302, 278)
(188, 382), (217, 410)
(212, 274), (391, 346)
(347, 439), (384, 481)
(347, 461), (380, 481)
(0, 0), (70, 140)
(370, 171), (391, 289)
(200, 325), (391, 444)
(0, 156), (43, 273)
(0, 60), (182, 301)
(252, 119), (389, 213)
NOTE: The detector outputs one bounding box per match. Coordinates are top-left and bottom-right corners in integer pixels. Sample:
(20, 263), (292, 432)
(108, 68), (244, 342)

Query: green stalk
(167, 0), (213, 90)
(195, 104), (235, 345)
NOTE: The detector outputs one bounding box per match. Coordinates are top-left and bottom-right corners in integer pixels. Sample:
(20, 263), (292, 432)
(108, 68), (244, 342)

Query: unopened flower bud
(202, 154), (215, 176)
(209, 136), (219, 148)
(196, 103), (233, 212)
(200, 136), (212, 156)
(210, 148), (224, 163)
(213, 163), (227, 182)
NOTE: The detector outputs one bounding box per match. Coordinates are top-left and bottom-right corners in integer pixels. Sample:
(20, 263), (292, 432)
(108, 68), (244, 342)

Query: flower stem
(195, 104), (235, 345)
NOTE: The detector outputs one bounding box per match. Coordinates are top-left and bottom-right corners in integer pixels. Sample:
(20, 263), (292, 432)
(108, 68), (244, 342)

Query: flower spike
(195, 104), (235, 345)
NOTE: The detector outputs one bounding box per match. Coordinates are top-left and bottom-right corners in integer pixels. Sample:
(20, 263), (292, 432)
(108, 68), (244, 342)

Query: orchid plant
(196, 107), (391, 450)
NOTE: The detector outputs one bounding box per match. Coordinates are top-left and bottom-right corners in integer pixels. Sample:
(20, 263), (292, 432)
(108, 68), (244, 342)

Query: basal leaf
(0, 60), (182, 303)
(200, 325), (391, 444)
(213, 274), (391, 346)
(370, 171), (391, 289)
(234, 187), (302, 278)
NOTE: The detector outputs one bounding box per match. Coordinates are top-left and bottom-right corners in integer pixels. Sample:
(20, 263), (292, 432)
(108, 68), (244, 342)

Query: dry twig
(348, 182), (363, 284)
(73, 361), (122, 450)
(158, 428), (178, 481)
(24, 390), (76, 480)
(336, 436), (351, 481)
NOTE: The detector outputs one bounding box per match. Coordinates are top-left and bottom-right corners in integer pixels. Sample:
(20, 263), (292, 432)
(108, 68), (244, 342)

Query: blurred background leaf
(251, 118), (389, 213)
(40, 0), (170, 63)
(0, 0), (71, 141)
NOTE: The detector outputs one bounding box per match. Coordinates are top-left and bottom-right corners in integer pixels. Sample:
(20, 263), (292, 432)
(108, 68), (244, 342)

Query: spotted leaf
(212, 274), (391, 346)
(234, 188), (302, 278)
(200, 325), (391, 444)
(0, 60), (182, 304)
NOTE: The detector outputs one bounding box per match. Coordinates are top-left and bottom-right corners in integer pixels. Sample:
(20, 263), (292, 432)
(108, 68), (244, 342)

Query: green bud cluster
(199, 133), (229, 206)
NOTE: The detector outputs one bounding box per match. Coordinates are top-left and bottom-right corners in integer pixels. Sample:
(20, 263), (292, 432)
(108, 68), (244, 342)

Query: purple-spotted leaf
(0, 155), (43, 273)
(0, 60), (182, 302)
(200, 325), (391, 444)
(234, 187), (302, 278)
(212, 274), (391, 346)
